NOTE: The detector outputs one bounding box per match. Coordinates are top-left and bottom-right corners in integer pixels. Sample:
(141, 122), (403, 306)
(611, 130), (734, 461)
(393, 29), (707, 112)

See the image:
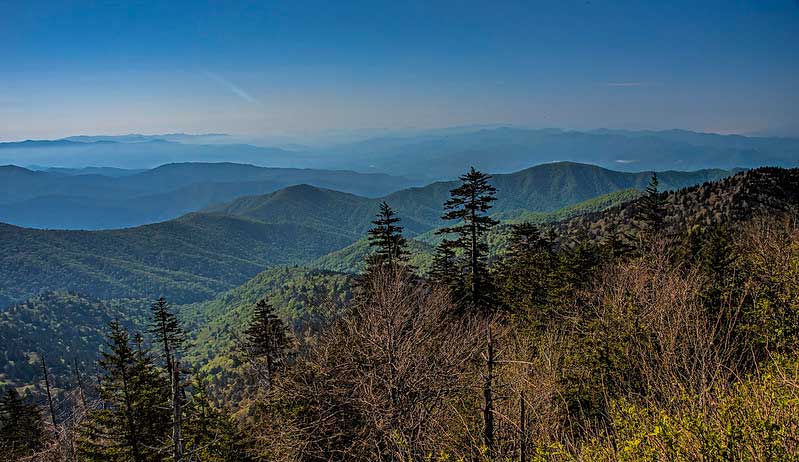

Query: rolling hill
(0, 162), (738, 308)
(213, 162), (737, 237)
(0, 162), (417, 229)
(555, 166), (799, 243)
(0, 213), (353, 307)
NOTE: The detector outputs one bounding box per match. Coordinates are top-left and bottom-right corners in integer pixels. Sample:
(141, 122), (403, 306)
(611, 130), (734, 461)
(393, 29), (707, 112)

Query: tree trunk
(172, 360), (184, 461)
(41, 355), (57, 427)
(483, 326), (494, 456)
(520, 392), (527, 462)
(74, 358), (87, 408)
(470, 192), (479, 308)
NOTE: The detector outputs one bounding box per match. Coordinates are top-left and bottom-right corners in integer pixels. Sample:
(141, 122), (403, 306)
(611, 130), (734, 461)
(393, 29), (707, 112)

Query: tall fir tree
(77, 321), (171, 462)
(366, 201), (408, 270)
(242, 299), (292, 390)
(149, 297), (185, 379)
(149, 297), (186, 461)
(0, 388), (45, 459)
(434, 167), (499, 312)
(635, 172), (666, 242)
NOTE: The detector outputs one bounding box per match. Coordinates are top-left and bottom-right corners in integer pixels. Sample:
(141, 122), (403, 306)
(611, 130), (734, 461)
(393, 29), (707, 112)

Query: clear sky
(1, 0), (797, 140)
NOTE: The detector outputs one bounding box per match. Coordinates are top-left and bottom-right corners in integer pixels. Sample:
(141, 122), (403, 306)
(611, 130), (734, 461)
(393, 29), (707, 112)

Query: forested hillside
(0, 162), (417, 229)
(0, 293), (151, 387)
(0, 162), (733, 308)
(556, 166), (799, 242)
(0, 214), (352, 307)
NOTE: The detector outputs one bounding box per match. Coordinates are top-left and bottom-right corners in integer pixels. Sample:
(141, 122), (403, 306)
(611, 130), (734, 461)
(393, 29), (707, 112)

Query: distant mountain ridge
(0, 162), (418, 229)
(210, 161), (736, 237)
(320, 127), (799, 179)
(1, 127), (796, 180)
(0, 161), (737, 307)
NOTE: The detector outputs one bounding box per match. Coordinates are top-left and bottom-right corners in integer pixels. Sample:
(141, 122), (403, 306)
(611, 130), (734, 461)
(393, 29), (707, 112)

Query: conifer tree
(635, 172), (665, 241)
(434, 167), (499, 311)
(430, 244), (462, 297)
(77, 321), (170, 462)
(242, 299), (292, 390)
(0, 388), (45, 458)
(149, 297), (185, 379)
(506, 222), (550, 258)
(366, 201), (408, 269)
(149, 297), (186, 461)
(494, 223), (557, 326)
(183, 376), (253, 461)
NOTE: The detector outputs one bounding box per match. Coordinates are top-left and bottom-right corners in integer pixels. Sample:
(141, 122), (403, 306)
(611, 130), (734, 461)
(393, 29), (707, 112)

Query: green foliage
(556, 167), (799, 245)
(0, 388), (45, 459)
(576, 354), (799, 462)
(184, 267), (354, 365)
(77, 321), (172, 461)
(435, 167), (499, 310)
(0, 292), (151, 387)
(149, 297), (185, 377)
(493, 223), (560, 326)
(0, 162), (731, 308)
(310, 237), (436, 275)
(242, 299), (293, 390)
(735, 219), (799, 357)
(366, 201), (409, 270)
(0, 214), (354, 306)
(633, 173), (665, 243)
(183, 376), (254, 462)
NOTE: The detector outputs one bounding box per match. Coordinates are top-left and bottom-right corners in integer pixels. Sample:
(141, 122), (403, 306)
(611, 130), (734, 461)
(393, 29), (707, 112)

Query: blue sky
(1, 0), (797, 140)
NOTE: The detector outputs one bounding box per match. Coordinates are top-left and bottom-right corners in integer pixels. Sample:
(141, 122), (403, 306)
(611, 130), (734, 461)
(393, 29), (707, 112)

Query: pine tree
(77, 321), (170, 462)
(149, 297), (186, 461)
(430, 244), (463, 298)
(494, 223), (558, 327)
(183, 376), (253, 462)
(506, 222), (550, 258)
(0, 388), (45, 458)
(149, 297), (185, 379)
(366, 201), (408, 269)
(635, 172), (665, 241)
(434, 167), (499, 312)
(242, 299), (292, 390)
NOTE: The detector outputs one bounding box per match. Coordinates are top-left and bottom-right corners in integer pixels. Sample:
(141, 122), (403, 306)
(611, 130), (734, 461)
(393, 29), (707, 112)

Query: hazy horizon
(3, 124), (798, 146)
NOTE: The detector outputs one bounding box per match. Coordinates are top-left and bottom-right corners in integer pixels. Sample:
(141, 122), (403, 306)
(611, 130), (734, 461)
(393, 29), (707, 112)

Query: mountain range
(3, 163), (797, 389)
(0, 162), (736, 308)
(2, 127), (797, 181)
(0, 163), (417, 229)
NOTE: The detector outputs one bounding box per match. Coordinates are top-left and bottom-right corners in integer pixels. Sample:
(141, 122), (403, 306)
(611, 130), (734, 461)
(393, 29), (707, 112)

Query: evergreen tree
(242, 299), (292, 390)
(635, 172), (666, 241)
(149, 297), (186, 461)
(0, 388), (45, 458)
(506, 222), (550, 258)
(149, 297), (185, 379)
(77, 321), (171, 462)
(434, 167), (499, 311)
(430, 244), (463, 298)
(366, 201), (408, 269)
(494, 223), (558, 327)
(183, 376), (253, 462)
